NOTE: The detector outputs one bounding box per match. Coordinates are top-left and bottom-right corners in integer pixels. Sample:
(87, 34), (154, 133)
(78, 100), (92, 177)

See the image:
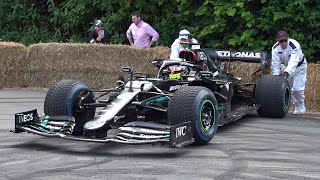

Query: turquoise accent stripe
(217, 105), (225, 111)
(145, 96), (170, 106)
(40, 115), (49, 127)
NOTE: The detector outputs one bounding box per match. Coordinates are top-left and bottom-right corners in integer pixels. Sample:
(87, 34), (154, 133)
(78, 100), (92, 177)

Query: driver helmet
(168, 64), (189, 80)
(179, 29), (190, 44)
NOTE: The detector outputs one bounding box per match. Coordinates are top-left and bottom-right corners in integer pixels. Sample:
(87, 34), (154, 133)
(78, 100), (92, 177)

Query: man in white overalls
(271, 31), (307, 114)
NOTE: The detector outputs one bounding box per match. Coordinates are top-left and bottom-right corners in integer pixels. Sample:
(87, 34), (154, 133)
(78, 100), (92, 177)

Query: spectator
(126, 11), (159, 48)
(89, 20), (110, 44)
(271, 31), (307, 115)
(170, 29), (200, 59)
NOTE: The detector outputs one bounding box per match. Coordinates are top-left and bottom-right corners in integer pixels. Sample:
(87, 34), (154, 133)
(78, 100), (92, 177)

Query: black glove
(282, 71), (289, 79)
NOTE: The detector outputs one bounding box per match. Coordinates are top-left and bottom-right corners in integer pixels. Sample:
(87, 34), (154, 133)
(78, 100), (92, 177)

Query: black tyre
(44, 80), (96, 134)
(255, 75), (291, 118)
(167, 86), (219, 145)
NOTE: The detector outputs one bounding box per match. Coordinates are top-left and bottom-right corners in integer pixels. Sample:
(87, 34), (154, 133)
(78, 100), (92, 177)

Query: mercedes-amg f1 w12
(14, 48), (291, 148)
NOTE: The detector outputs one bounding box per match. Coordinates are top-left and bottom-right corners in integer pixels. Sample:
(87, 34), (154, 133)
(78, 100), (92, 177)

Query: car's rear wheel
(44, 79), (96, 134)
(255, 75), (291, 118)
(167, 86), (219, 145)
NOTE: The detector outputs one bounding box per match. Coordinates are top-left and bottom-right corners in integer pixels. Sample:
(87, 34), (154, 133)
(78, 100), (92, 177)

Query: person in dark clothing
(88, 20), (110, 44)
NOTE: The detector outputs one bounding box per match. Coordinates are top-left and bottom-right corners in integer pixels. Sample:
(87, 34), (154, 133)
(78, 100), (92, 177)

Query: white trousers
(283, 63), (307, 111)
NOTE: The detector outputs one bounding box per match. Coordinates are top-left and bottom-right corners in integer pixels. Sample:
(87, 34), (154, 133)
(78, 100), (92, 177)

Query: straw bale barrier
(27, 43), (170, 89)
(0, 42), (29, 88)
(305, 64), (320, 112)
(0, 42), (318, 112)
(228, 62), (265, 82)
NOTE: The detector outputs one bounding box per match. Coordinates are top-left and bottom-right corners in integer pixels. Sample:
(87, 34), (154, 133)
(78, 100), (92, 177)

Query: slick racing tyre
(44, 79), (96, 134)
(167, 86), (219, 145)
(255, 75), (291, 118)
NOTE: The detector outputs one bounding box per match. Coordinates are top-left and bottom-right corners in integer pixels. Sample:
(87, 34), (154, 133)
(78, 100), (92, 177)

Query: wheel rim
(284, 86), (290, 109)
(74, 90), (88, 113)
(200, 100), (215, 132)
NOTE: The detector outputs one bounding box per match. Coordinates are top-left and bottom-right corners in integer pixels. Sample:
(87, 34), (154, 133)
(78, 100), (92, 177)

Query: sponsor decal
(169, 84), (188, 91)
(235, 52), (261, 58)
(176, 126), (187, 138)
(18, 113), (34, 123)
(139, 134), (169, 138)
(216, 50), (261, 58)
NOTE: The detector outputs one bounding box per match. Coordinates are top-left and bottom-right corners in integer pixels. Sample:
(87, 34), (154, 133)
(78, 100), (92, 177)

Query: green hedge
(0, 0), (319, 61)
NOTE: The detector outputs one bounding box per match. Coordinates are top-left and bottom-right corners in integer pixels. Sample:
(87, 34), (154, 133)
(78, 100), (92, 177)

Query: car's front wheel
(167, 86), (219, 145)
(44, 79), (96, 134)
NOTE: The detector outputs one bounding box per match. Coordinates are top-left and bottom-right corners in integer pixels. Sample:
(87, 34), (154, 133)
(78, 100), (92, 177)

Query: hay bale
(0, 42), (29, 88)
(305, 64), (320, 112)
(26, 43), (171, 89)
(151, 46), (171, 59)
(228, 62), (262, 82)
(28, 43), (123, 88)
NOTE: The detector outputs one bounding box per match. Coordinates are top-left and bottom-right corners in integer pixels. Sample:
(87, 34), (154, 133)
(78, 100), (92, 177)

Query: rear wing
(212, 49), (270, 63)
(179, 48), (270, 64)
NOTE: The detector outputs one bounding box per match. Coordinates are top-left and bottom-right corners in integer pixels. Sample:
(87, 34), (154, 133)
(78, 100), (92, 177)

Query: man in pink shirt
(126, 11), (159, 48)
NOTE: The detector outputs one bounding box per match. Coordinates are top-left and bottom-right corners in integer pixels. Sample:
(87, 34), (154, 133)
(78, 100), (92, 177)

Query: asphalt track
(0, 89), (320, 180)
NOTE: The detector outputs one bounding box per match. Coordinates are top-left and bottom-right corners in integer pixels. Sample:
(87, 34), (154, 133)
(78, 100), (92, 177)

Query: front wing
(14, 109), (194, 148)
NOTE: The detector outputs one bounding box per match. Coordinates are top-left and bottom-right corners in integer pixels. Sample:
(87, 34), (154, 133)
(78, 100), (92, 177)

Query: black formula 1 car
(14, 48), (291, 148)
